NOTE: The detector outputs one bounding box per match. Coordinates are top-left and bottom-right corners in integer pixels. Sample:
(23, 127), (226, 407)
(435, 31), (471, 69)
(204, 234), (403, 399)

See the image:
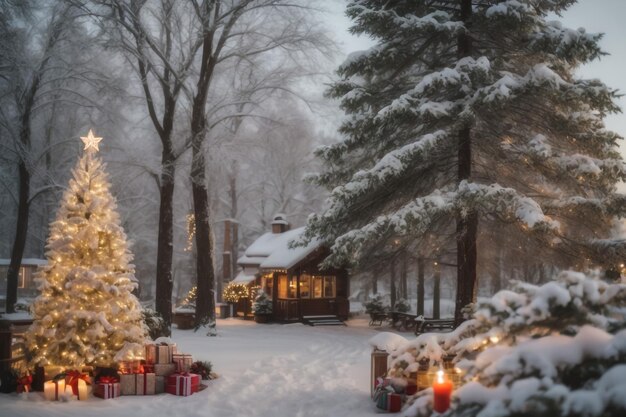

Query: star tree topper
(81, 129), (103, 152)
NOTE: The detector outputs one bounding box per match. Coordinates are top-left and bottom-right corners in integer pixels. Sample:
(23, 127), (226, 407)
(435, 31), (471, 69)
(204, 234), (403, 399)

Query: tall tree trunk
(492, 233), (503, 293)
(417, 256), (425, 316)
(220, 219), (231, 302)
(455, 0), (478, 324)
(155, 151), (175, 336)
(229, 168), (239, 287)
(190, 15), (218, 334)
(371, 271), (378, 295)
(433, 260), (441, 319)
(6, 162), (30, 313)
(400, 251), (408, 299)
(389, 262), (396, 310)
(191, 146), (216, 333)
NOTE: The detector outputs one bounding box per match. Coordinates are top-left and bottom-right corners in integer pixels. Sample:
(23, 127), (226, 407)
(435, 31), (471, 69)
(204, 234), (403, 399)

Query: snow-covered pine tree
(389, 271), (626, 417)
(301, 0), (626, 321)
(25, 130), (146, 368)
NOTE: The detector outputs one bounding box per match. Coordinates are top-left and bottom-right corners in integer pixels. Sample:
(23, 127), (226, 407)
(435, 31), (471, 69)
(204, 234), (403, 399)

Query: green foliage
(190, 360), (212, 380)
(300, 0), (626, 276)
(252, 291), (272, 315)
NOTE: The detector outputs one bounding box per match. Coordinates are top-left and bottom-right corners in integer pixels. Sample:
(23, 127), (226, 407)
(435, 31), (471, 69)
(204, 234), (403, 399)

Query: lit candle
(78, 379), (88, 400)
(432, 370), (453, 413)
(43, 381), (55, 401)
(43, 379), (65, 401)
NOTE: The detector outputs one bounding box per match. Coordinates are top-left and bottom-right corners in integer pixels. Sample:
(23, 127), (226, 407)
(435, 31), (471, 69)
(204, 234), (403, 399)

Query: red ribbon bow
(65, 370), (91, 396)
(16, 375), (32, 393)
(99, 376), (119, 384)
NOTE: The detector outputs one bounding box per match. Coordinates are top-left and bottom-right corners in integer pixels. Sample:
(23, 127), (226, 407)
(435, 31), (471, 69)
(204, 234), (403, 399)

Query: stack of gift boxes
(39, 342), (202, 400)
(98, 342), (200, 398)
(38, 342), (203, 400)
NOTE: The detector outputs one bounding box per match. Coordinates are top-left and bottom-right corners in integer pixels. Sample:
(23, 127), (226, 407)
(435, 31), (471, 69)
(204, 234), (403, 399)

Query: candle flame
(437, 370), (444, 384)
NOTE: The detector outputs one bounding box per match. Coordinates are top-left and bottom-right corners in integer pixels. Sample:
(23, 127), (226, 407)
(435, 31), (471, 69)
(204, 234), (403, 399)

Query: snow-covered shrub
(393, 271), (626, 417)
(364, 294), (389, 318)
(394, 298), (411, 313)
(252, 291), (272, 315)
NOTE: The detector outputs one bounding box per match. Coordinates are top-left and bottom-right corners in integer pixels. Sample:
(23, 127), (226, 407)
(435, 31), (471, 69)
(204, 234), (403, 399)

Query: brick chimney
(271, 213), (289, 234)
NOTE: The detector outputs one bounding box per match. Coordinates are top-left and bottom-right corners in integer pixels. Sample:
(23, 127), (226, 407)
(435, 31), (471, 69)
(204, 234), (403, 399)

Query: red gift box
(94, 377), (120, 399)
(172, 353), (193, 373)
(388, 393), (402, 412)
(65, 370), (91, 396)
(166, 373), (200, 396)
(17, 375), (32, 393)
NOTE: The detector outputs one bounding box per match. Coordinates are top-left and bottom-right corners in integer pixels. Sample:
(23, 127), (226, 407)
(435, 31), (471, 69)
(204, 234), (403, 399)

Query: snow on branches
(26, 148), (146, 368)
(315, 181), (559, 266)
(387, 271), (626, 417)
(302, 0), (626, 272)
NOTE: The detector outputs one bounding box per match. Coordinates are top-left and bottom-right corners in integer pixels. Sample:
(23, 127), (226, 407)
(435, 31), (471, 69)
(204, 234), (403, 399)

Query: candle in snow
(78, 379), (88, 400)
(432, 370), (453, 413)
(44, 380), (65, 401)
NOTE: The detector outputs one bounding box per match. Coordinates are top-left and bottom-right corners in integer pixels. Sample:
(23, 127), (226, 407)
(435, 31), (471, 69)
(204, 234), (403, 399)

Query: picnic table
(389, 311), (418, 332)
(368, 312), (457, 335)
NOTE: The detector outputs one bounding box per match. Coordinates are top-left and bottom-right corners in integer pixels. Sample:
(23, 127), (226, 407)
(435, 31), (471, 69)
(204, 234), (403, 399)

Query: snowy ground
(0, 317), (411, 417)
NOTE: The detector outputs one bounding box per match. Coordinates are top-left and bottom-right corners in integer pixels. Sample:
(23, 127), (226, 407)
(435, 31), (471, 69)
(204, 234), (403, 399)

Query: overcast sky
(321, 0), (626, 147)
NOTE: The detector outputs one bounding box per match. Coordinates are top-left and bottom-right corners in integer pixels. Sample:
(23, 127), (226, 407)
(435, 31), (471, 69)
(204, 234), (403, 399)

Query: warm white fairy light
(185, 213), (195, 252)
(24, 130), (146, 368)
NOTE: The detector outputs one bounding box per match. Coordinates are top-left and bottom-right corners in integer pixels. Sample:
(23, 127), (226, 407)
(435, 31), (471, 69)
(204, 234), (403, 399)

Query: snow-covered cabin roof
(0, 258), (47, 266)
(237, 255), (267, 266)
(238, 227), (322, 271)
(232, 270), (256, 285)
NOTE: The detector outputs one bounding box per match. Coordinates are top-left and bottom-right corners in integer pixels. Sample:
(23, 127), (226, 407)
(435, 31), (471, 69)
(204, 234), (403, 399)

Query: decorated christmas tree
(25, 130), (146, 368)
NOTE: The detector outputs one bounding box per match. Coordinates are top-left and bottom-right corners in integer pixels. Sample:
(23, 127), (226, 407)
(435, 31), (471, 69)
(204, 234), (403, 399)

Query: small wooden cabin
(237, 215), (349, 322)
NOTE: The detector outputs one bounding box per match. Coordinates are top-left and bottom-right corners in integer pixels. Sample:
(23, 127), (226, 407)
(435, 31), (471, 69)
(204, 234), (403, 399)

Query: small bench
(414, 318), (456, 335)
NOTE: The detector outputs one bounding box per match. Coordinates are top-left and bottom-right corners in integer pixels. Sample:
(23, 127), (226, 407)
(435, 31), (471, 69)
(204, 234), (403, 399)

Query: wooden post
(371, 348), (389, 398)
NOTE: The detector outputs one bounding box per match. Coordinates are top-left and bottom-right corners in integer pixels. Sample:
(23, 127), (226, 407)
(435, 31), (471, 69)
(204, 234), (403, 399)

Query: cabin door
(276, 274), (299, 321)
